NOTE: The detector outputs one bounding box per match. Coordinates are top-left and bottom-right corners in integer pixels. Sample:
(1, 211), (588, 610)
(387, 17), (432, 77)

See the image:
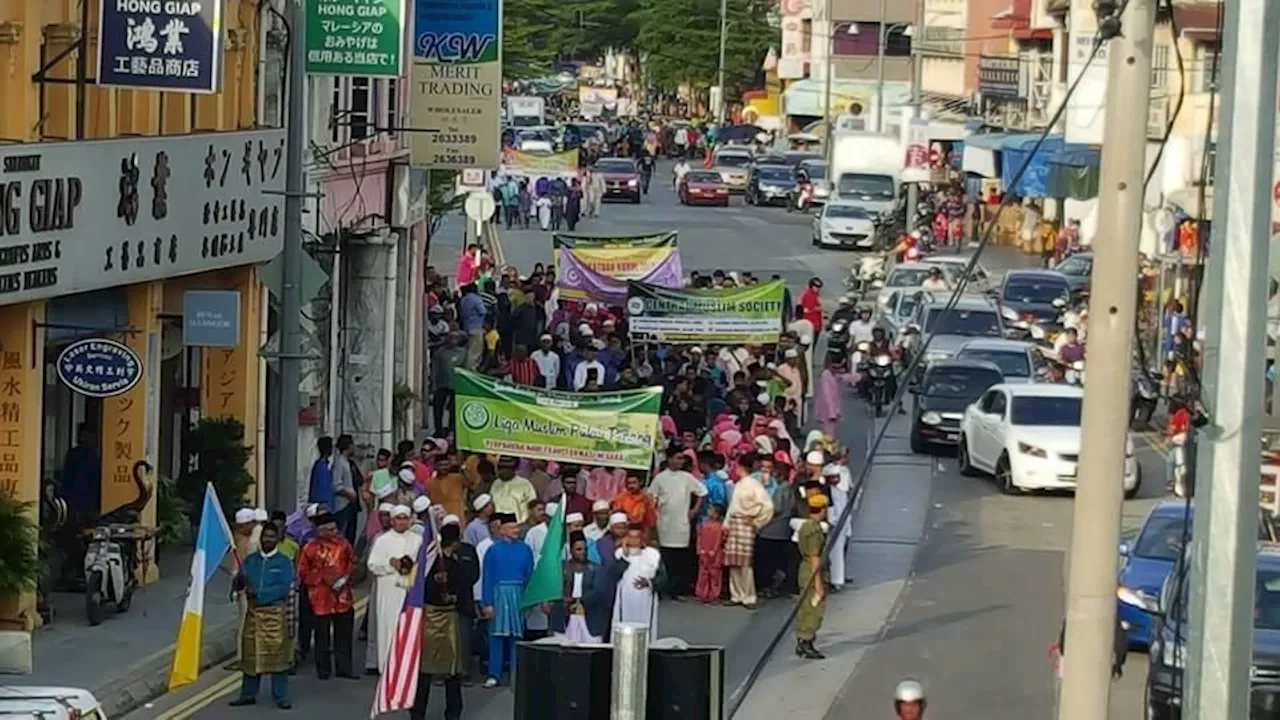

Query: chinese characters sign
(306, 0), (407, 77)
(0, 130), (285, 306)
(410, 0), (503, 170)
(97, 0), (224, 93)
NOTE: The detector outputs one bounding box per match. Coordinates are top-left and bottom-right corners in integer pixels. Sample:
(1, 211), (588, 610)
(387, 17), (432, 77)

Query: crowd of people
(487, 171), (611, 233)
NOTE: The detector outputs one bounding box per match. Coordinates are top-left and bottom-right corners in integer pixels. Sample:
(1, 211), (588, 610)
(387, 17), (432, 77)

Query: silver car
(903, 296), (1007, 371)
(713, 149), (754, 192)
(926, 254), (994, 294)
(874, 262), (958, 310)
(953, 338), (1051, 384)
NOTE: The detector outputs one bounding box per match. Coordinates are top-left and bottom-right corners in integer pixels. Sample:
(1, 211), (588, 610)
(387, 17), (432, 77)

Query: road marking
(732, 215), (768, 227)
(157, 596), (370, 719)
(1136, 430), (1170, 454)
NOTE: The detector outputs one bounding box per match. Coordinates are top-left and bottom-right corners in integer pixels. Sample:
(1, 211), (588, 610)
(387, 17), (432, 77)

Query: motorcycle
(1131, 367), (1161, 429)
(865, 351), (896, 417)
(1062, 359), (1086, 386)
(846, 256), (887, 298)
(84, 460), (154, 626)
(828, 319), (852, 364)
(789, 181), (814, 213)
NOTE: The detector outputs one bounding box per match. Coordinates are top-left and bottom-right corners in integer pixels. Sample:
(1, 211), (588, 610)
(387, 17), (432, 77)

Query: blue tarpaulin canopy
(963, 132), (1015, 150)
(1001, 134), (1065, 198)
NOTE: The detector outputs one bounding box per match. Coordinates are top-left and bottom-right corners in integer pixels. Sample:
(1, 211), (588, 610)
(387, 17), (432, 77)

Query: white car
(926, 253), (993, 293)
(812, 203), (878, 249)
(874, 262), (957, 310)
(957, 383), (1140, 498)
(0, 686), (107, 718)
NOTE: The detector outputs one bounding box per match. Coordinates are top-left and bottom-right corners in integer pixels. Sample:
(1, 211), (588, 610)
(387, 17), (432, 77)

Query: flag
(371, 509), (439, 717)
(168, 483), (234, 690)
(522, 494), (566, 608)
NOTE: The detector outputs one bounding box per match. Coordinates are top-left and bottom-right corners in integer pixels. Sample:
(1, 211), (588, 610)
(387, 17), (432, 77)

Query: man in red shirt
(798, 278), (824, 337)
(297, 513), (358, 680)
(500, 344), (540, 386)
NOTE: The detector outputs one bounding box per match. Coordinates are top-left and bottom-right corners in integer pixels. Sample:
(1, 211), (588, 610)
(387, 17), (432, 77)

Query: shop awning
(782, 79), (912, 118)
(961, 132), (1012, 177)
(1047, 143), (1101, 199)
(1001, 134), (1065, 198)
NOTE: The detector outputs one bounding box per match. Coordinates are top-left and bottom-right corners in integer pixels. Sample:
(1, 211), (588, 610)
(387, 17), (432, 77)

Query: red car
(679, 170), (730, 207)
(595, 157), (642, 203)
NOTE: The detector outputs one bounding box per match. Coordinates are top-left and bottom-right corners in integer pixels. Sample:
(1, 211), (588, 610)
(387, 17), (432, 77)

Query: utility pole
(1184, 0), (1280, 715)
(276, 0), (308, 512)
(1055, 0), (1154, 716)
(715, 0), (729, 124)
(904, 0), (925, 213)
(873, 0), (888, 132)
(821, 0), (835, 172)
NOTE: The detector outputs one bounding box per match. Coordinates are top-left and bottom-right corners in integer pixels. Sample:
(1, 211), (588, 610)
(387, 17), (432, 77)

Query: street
(134, 171), (1171, 719)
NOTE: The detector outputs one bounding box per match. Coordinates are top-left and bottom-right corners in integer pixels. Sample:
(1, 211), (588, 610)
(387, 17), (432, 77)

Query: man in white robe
(362, 501), (395, 673)
(611, 523), (665, 641)
(366, 504), (423, 673)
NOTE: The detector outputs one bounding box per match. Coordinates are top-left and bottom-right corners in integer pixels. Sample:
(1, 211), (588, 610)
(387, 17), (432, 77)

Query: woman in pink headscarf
(814, 356), (860, 437)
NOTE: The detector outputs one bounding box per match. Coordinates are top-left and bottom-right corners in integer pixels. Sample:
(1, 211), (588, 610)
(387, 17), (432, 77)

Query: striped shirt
(503, 356), (540, 386)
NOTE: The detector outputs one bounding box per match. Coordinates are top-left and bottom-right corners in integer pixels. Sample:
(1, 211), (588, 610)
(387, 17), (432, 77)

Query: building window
(1151, 44), (1170, 89)
(385, 79), (399, 134)
(1197, 48), (1219, 93)
(329, 77), (374, 144)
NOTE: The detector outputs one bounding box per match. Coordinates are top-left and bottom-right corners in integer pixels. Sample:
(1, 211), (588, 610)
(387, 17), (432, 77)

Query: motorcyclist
(848, 306), (877, 345)
(829, 294), (860, 326)
(858, 327), (899, 403)
(920, 267), (949, 291)
(673, 157), (691, 189)
(893, 679), (926, 719)
(639, 148), (655, 194)
(791, 168), (813, 213)
(886, 230), (924, 263)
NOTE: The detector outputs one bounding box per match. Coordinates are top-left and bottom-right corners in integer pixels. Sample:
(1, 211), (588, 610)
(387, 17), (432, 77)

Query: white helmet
(895, 679), (925, 702)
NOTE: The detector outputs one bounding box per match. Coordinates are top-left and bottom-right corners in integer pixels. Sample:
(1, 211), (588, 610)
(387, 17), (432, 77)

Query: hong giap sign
(97, 0), (225, 93)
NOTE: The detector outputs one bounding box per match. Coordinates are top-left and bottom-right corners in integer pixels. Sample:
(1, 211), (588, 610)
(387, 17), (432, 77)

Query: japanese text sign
(410, 0), (503, 170)
(97, 0), (224, 93)
(0, 130), (285, 306)
(306, 0), (408, 77)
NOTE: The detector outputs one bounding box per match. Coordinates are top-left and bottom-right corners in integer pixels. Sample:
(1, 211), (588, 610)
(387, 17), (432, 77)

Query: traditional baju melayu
(366, 525), (423, 673)
(481, 537), (534, 682)
(611, 546), (665, 641)
(235, 549), (295, 706)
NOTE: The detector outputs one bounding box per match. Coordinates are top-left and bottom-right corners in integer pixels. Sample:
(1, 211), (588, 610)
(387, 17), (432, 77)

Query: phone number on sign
(431, 153), (477, 165)
(436, 133), (478, 144)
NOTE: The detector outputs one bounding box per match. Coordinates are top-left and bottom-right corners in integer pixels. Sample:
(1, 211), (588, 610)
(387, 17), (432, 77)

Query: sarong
(241, 604), (293, 675)
(490, 582), (525, 637)
(420, 606), (461, 676)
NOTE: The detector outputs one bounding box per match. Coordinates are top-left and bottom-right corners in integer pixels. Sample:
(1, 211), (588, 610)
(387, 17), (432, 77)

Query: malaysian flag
(371, 511), (439, 717)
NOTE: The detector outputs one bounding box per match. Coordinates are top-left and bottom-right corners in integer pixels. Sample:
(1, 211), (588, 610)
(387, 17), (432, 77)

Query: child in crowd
(696, 504), (726, 603)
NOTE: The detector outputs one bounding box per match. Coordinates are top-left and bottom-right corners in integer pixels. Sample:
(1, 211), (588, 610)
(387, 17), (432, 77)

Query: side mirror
(1118, 541), (1131, 557)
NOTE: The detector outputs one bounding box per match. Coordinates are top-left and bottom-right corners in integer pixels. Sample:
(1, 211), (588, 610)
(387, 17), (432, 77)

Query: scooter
(846, 256), (887, 298)
(865, 351), (896, 417)
(1131, 368), (1161, 429)
(84, 460), (154, 626)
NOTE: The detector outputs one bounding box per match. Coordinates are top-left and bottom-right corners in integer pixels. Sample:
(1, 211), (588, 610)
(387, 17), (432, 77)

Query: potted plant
(0, 494), (41, 630)
(179, 417), (254, 524)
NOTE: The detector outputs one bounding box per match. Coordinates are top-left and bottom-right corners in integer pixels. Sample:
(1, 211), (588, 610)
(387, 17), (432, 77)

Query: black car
(908, 360), (1005, 453)
(745, 164), (798, 206)
(996, 269), (1072, 338)
(1147, 542), (1280, 719)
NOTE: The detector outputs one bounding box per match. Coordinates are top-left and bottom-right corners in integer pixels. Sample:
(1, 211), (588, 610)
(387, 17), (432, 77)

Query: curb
(94, 614), (242, 719)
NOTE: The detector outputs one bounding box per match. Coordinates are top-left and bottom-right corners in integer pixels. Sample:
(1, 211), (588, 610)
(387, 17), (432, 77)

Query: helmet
(895, 680), (925, 702)
(909, 230), (922, 240)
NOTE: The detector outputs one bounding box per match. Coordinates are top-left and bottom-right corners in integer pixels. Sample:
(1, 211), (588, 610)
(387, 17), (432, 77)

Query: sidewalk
(21, 549), (242, 718)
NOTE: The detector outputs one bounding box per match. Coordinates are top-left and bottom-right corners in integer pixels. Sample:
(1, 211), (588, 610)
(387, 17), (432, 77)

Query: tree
(504, 0), (625, 77)
(178, 417), (254, 526)
(630, 0), (773, 94)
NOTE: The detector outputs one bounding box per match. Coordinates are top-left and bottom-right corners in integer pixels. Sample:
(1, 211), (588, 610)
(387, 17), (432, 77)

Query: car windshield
(518, 129), (552, 142)
(1173, 568), (1280, 629)
(924, 308), (1001, 336)
(1009, 396), (1082, 426)
(596, 160), (636, 173)
(1133, 515), (1189, 560)
(758, 168), (794, 182)
(802, 163), (828, 179)
(787, 153), (820, 166)
(825, 205), (870, 219)
(716, 153), (753, 168)
(837, 173), (895, 199)
(1004, 278), (1069, 304)
(887, 267), (941, 287)
(923, 368), (1003, 398)
(957, 349), (1030, 377)
(687, 172), (722, 184)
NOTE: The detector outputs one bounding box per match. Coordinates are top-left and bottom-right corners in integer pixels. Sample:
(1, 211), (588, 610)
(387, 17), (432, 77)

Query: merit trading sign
(97, 0), (225, 93)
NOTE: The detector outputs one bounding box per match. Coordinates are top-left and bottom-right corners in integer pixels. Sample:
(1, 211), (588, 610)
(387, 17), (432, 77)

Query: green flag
(523, 494), (567, 608)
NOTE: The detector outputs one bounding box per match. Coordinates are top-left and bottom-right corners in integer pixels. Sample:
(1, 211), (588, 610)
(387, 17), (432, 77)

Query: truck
(506, 96), (546, 128)
(828, 130), (904, 220)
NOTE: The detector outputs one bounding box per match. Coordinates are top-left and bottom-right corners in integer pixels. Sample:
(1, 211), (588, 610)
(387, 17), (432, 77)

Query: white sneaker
(483, 677), (499, 689)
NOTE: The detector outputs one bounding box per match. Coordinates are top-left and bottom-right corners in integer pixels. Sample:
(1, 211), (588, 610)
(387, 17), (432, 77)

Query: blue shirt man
(231, 524), (295, 709)
(308, 436), (334, 507)
(459, 289), (487, 333)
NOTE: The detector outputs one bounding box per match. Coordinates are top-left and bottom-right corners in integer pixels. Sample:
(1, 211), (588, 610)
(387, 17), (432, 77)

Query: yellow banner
(502, 149), (580, 175)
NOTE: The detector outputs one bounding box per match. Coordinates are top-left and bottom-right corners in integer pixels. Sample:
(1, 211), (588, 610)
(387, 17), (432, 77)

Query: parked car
(1054, 251), (1094, 295)
(1147, 542), (1280, 719)
(953, 338), (1050, 384)
(678, 170), (730, 207)
(996, 269), (1072, 338)
(595, 157), (642, 203)
(1117, 500), (1277, 648)
(746, 164), (798, 206)
(712, 147), (754, 192)
(957, 383), (1140, 497)
(909, 359), (1006, 453)
(811, 202), (879, 249)
(0, 686), (107, 719)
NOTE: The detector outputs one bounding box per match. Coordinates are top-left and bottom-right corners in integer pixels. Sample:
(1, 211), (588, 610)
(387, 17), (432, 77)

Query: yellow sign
(502, 149), (579, 176)
(410, 61), (503, 170)
(561, 246), (676, 278)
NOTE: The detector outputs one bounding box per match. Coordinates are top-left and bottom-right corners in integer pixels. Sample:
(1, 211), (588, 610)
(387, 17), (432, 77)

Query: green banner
(305, 0), (407, 77)
(626, 280), (786, 344)
(452, 369), (662, 470)
(551, 231), (678, 249)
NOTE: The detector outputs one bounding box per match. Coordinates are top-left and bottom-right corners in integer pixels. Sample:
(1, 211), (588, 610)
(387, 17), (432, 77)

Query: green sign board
(453, 369), (662, 470)
(305, 0), (407, 77)
(626, 279), (787, 344)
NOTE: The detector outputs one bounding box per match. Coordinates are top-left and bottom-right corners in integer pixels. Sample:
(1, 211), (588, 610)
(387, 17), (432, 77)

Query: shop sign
(901, 117), (931, 184)
(305, 0), (407, 77)
(410, 0), (503, 169)
(978, 55), (1021, 99)
(96, 0), (225, 93)
(0, 129), (285, 306)
(57, 338), (143, 398)
(182, 290), (241, 347)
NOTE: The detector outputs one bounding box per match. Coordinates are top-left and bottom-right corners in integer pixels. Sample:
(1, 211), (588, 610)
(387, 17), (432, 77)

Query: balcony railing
(917, 26), (965, 57)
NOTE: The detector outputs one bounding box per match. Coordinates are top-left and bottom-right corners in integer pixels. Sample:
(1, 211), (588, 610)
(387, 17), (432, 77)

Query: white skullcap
(253, 508), (269, 522)
(586, 303), (599, 311)
(756, 392), (769, 405)
(592, 499), (610, 512)
(412, 495), (431, 513)
(378, 503), (395, 513)
(540, 333), (553, 341)
(579, 324), (594, 336)
(609, 512), (629, 526)
(806, 450), (826, 465)
(785, 348), (798, 359)
(689, 345), (703, 354)
(566, 512), (585, 524)
(234, 508), (256, 524)
(442, 514), (461, 527)
(472, 493), (493, 511)
(390, 504), (412, 518)
(375, 483), (396, 499)
(754, 435), (774, 453)
(305, 503), (320, 517)
(398, 466), (417, 484)
(546, 503), (559, 517)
